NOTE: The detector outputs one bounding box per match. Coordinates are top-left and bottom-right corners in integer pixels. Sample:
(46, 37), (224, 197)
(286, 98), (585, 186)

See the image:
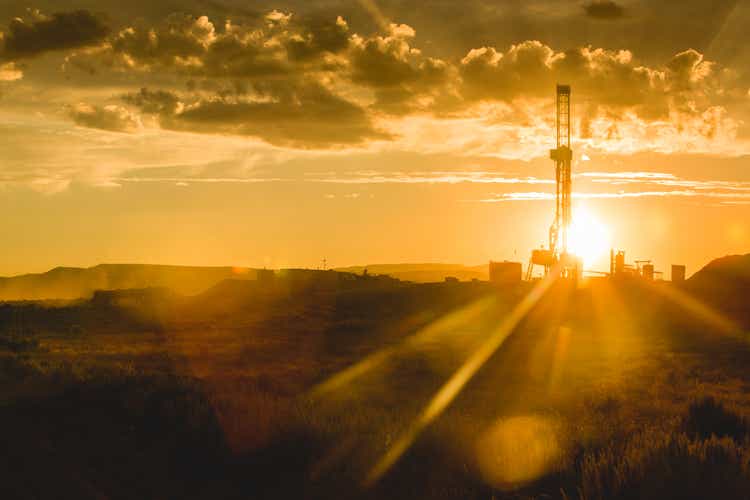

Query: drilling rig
(526, 84), (581, 280)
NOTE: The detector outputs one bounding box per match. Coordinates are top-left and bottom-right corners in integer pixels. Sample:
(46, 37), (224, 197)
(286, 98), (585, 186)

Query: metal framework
(549, 84), (572, 259)
(526, 84), (576, 280)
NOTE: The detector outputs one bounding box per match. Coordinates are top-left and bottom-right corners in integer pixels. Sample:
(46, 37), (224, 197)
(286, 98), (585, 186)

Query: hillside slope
(685, 253), (750, 326)
(0, 264), (258, 301)
(334, 263), (488, 282)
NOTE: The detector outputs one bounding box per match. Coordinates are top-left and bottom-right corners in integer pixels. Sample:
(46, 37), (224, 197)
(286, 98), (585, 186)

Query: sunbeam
(365, 268), (561, 486)
(357, 0), (390, 30)
(310, 295), (499, 398)
(646, 280), (742, 336)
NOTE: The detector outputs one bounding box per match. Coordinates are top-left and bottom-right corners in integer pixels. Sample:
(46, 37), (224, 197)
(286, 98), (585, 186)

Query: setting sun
(568, 205), (612, 269)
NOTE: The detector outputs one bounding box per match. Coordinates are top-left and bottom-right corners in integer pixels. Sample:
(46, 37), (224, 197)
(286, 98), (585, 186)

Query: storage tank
(642, 264), (654, 280)
(531, 249), (555, 266)
(615, 251), (626, 275)
(671, 264), (686, 283)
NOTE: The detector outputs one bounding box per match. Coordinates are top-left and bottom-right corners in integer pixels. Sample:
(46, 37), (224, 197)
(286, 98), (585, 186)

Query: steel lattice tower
(549, 84), (572, 259)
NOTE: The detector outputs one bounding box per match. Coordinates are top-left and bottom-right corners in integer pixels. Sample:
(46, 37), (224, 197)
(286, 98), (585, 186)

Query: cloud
(458, 42), (673, 113)
(583, 1), (625, 20)
(310, 171), (554, 184)
(578, 171), (678, 180)
(455, 41), (745, 149)
(0, 10), (109, 60)
(124, 82), (388, 147)
(0, 62), (22, 81)
(348, 24), (454, 113)
(68, 103), (141, 133)
(29, 177), (72, 194)
(349, 24), (421, 87)
(580, 171), (750, 191)
(284, 15), (350, 62)
(122, 88), (181, 115)
(460, 41), (563, 101)
(474, 170), (750, 203)
(52, 10), (749, 154)
(66, 11), (352, 79)
(479, 190), (750, 202)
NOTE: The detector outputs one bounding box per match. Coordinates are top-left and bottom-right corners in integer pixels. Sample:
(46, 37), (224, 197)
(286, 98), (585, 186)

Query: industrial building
(672, 265), (686, 283)
(489, 261), (522, 284)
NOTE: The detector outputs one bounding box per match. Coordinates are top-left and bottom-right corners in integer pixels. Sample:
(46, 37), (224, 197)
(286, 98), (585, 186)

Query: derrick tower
(526, 84), (580, 280)
(549, 84), (572, 258)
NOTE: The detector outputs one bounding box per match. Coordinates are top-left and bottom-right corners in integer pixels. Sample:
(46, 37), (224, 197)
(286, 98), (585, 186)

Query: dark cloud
(666, 49), (712, 91)
(52, 9), (745, 150)
(67, 11), (349, 78)
(349, 24), (419, 87)
(1, 10), (109, 60)
(347, 24), (454, 113)
(125, 82), (388, 147)
(583, 1), (625, 19)
(122, 88), (181, 115)
(68, 103), (140, 133)
(284, 14), (350, 61)
(457, 42), (730, 122)
(460, 42), (560, 101)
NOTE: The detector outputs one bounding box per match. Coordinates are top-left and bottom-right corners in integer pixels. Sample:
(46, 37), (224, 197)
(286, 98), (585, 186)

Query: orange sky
(0, 1), (749, 276)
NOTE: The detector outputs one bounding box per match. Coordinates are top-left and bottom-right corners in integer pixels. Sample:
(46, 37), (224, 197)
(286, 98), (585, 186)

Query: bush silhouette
(683, 397), (749, 441)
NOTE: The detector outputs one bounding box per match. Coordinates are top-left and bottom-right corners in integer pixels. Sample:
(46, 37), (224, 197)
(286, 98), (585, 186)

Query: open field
(1, 268), (750, 499)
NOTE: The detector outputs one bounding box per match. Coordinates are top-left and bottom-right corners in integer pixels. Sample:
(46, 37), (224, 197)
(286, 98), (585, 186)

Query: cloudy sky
(0, 0), (749, 275)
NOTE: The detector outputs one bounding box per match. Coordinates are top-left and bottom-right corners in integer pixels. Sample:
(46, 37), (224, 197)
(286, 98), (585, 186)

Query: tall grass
(579, 399), (750, 500)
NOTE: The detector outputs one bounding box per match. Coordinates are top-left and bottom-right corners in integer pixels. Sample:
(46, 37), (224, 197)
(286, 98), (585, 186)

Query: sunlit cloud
(0, 62), (23, 81)
(580, 172), (750, 191)
(116, 177), (283, 184)
(577, 172), (678, 180)
(310, 171), (554, 184)
(478, 190), (750, 202)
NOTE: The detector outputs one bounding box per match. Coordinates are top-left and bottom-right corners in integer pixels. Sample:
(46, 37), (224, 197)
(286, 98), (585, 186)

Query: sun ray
(357, 0), (390, 31)
(645, 280), (742, 336)
(310, 295), (498, 398)
(365, 269), (560, 486)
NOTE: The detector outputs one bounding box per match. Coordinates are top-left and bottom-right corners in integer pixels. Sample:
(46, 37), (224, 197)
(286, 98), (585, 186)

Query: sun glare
(568, 206), (612, 269)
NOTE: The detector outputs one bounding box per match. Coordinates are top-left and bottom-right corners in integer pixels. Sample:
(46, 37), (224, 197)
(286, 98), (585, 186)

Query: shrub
(682, 396), (749, 442)
(0, 335), (40, 352)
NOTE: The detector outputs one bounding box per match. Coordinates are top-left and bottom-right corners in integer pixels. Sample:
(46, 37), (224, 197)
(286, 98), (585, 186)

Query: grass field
(1, 275), (750, 499)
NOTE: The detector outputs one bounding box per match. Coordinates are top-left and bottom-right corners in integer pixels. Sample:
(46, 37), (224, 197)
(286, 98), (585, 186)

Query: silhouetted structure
(549, 84), (572, 261)
(527, 84), (579, 280)
(489, 261), (522, 284)
(611, 249), (626, 276)
(642, 263), (655, 281)
(672, 264), (686, 283)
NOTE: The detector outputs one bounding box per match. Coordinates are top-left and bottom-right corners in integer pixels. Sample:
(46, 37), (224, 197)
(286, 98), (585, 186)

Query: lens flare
(476, 415), (562, 490)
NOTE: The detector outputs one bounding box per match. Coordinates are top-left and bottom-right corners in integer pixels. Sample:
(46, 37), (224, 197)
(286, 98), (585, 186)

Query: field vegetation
(1, 264), (750, 499)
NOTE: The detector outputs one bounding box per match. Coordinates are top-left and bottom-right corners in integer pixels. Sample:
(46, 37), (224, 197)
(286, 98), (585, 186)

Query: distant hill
(0, 264), (258, 301)
(334, 263), (488, 283)
(0, 262), (491, 301)
(687, 253), (750, 290)
(685, 253), (750, 326)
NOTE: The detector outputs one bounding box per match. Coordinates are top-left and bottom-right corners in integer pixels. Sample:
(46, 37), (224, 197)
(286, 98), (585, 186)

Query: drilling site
(490, 85), (686, 286)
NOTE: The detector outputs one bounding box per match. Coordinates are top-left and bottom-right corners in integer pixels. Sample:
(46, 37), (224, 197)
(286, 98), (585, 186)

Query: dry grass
(1, 280), (750, 498)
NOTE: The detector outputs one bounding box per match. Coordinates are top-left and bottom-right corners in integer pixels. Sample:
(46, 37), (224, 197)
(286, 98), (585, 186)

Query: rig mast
(526, 84), (580, 280)
(549, 84), (572, 259)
